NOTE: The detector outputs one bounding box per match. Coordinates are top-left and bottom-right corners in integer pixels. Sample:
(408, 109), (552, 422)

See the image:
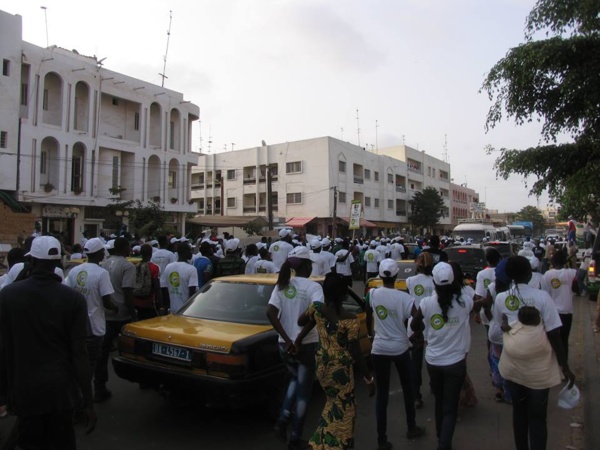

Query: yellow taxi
(365, 260), (417, 294)
(112, 274), (371, 409)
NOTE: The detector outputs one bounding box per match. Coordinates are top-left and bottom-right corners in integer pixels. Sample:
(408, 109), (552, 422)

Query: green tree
(515, 205), (546, 235)
(482, 0), (600, 218)
(409, 187), (446, 232)
(106, 199), (169, 239)
(242, 219), (265, 237)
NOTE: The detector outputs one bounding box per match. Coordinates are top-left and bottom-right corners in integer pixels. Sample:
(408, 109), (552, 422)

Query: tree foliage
(409, 187), (446, 231)
(515, 205), (546, 235)
(482, 0), (600, 216)
(106, 199), (169, 239)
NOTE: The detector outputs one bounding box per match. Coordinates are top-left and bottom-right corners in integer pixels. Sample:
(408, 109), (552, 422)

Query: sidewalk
(582, 294), (600, 449)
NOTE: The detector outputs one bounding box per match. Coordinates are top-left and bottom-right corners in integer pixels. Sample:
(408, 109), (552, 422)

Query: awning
(186, 215), (268, 228)
(338, 217), (377, 228)
(0, 191), (31, 213)
(371, 221), (401, 228)
(285, 216), (316, 228)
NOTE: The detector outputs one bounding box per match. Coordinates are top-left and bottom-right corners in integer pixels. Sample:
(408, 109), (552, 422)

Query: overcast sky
(4, 0), (555, 212)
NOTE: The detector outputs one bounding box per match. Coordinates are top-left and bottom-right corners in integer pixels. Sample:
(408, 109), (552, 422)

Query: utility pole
(332, 186), (338, 239)
(267, 165), (273, 230)
(220, 175), (225, 215)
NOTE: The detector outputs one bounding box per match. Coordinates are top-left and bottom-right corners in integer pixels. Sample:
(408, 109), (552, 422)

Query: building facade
(0, 10), (199, 245)
(450, 183), (480, 228)
(192, 137), (462, 236)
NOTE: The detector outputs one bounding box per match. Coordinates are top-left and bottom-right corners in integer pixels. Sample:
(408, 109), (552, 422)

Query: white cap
(370, 240), (377, 247)
(150, 240), (159, 247)
(256, 242), (266, 250)
(84, 238), (105, 255)
(310, 239), (322, 249)
(180, 237), (189, 243)
(109, 234), (117, 239)
(433, 262), (454, 286)
(132, 245), (141, 253)
(334, 237), (343, 243)
(288, 246), (312, 260)
(105, 239), (115, 250)
(292, 239), (300, 245)
(27, 236), (62, 260)
(225, 239), (238, 252)
(379, 258), (399, 278)
(170, 237), (179, 244)
(279, 229), (291, 238)
(321, 238), (331, 247)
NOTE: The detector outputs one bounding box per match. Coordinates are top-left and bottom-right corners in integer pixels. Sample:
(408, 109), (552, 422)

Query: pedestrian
(95, 237), (136, 402)
(473, 248), (501, 339)
(567, 216), (577, 243)
(244, 243), (260, 274)
(411, 262), (473, 450)
(270, 229), (294, 271)
(216, 239), (246, 276)
(421, 235), (448, 263)
(578, 248), (592, 296)
(335, 240), (354, 287)
(364, 240), (382, 281)
(151, 235), (177, 276)
(309, 239), (331, 277)
(406, 252), (435, 409)
(298, 272), (375, 449)
(267, 246), (323, 450)
(162, 243), (199, 313)
(192, 241), (214, 288)
(133, 243), (162, 319)
(367, 259), (425, 449)
(541, 251), (577, 360)
(255, 248), (278, 274)
(0, 236), (97, 448)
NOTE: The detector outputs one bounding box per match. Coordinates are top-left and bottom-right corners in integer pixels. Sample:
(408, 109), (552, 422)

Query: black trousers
(16, 409), (76, 450)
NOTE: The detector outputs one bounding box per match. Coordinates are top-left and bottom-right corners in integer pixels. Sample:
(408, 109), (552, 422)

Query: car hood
(122, 315), (273, 353)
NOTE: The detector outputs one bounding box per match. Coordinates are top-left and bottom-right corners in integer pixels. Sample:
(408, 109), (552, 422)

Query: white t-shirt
(151, 249), (176, 285)
(376, 245), (388, 260)
(161, 261), (199, 313)
(420, 292), (473, 366)
(541, 268), (577, 314)
(321, 251), (338, 274)
(406, 274), (434, 309)
(268, 277), (323, 344)
(269, 241), (294, 271)
(1, 263), (64, 289)
(65, 263), (114, 336)
(364, 249), (382, 273)
(489, 283), (562, 345)
(254, 259), (278, 274)
(368, 287), (414, 356)
(310, 251), (332, 277)
(245, 255), (260, 274)
(335, 250), (354, 276)
(528, 272), (543, 289)
(476, 268), (496, 325)
(390, 243), (405, 261)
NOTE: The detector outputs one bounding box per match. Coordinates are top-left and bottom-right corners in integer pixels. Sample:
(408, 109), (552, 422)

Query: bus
(452, 221), (498, 243)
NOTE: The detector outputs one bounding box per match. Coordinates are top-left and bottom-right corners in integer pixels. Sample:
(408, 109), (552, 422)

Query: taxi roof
(211, 273), (326, 285)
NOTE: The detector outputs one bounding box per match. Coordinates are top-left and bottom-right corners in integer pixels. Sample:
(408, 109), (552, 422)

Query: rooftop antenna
(340, 127), (344, 141)
(375, 119), (379, 153)
(402, 135), (405, 145)
(356, 108), (361, 147)
(443, 134), (448, 163)
(40, 6), (49, 48)
(207, 124), (212, 153)
(198, 121), (203, 152)
(159, 10), (173, 87)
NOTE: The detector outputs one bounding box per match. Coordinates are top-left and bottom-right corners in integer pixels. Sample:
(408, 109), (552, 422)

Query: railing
(191, 184), (204, 190)
(243, 177), (256, 185)
(243, 206), (256, 213)
(353, 176), (364, 184)
(396, 210), (407, 216)
(407, 166), (423, 174)
(396, 185), (406, 192)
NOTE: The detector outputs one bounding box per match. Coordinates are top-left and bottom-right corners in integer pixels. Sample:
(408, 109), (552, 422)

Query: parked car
(403, 243), (419, 259)
(443, 245), (487, 282)
(365, 260), (417, 294)
(484, 241), (520, 259)
(112, 274), (370, 409)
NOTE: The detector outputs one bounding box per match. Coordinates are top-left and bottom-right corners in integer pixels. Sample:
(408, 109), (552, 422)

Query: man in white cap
(269, 229), (294, 271)
(216, 239), (246, 276)
(364, 240), (382, 280)
(308, 239), (330, 277)
(151, 235), (177, 278)
(319, 238), (338, 272)
(0, 236), (97, 446)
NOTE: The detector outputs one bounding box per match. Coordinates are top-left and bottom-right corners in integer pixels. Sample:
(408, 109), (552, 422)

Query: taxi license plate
(152, 343), (191, 362)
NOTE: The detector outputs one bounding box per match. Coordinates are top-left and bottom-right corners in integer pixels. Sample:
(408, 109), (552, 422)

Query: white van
(452, 222), (498, 243)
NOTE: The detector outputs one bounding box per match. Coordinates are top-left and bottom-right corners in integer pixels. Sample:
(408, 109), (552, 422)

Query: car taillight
(589, 262), (596, 280)
(118, 335), (136, 354)
(206, 353), (248, 378)
(458, 249), (467, 253)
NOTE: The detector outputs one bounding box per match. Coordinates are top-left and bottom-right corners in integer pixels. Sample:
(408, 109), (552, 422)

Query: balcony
(407, 166), (423, 174)
(396, 210), (407, 216)
(191, 184), (204, 190)
(243, 177), (256, 185)
(396, 185), (406, 193)
(353, 176), (364, 184)
(243, 206), (256, 213)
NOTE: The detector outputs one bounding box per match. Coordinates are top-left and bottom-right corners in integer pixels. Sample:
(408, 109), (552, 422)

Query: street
(0, 287), (591, 450)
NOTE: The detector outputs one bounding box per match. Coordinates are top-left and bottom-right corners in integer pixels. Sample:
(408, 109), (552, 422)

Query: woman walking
(298, 273), (374, 449)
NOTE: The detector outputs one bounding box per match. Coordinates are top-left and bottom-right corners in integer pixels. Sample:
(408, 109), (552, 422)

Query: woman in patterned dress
(298, 273), (375, 449)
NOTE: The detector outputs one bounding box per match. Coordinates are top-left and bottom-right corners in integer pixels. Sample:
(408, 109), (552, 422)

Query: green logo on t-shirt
(273, 245), (280, 252)
(431, 314), (445, 330)
(76, 271), (88, 287)
(551, 278), (561, 289)
(505, 295), (520, 311)
(375, 305), (388, 320)
(367, 253), (375, 261)
(414, 284), (424, 296)
(169, 271), (181, 288)
(284, 285), (297, 299)
(484, 278), (491, 288)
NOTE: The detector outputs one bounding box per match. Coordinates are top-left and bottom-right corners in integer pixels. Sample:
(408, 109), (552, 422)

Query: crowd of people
(0, 223), (590, 449)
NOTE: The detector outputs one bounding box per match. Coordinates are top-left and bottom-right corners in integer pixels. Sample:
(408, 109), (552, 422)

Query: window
(427, 166), (431, 176)
(227, 169), (236, 180)
(339, 192), (346, 203)
(168, 171), (176, 189)
(134, 112), (140, 131)
(169, 121), (175, 149)
(387, 199), (393, 209)
(112, 97), (119, 106)
(339, 160), (346, 173)
(0, 131), (6, 149)
(198, 173), (205, 185)
(20, 83), (28, 106)
(112, 156), (119, 189)
(227, 197), (236, 208)
(387, 173), (393, 183)
(42, 89), (49, 110)
(374, 198), (380, 208)
(286, 161), (302, 174)
(374, 171), (379, 182)
(40, 150), (47, 174)
(286, 192), (302, 204)
(364, 169), (371, 180)
(365, 196), (371, 207)
(71, 156), (82, 191)
(2, 59), (9, 76)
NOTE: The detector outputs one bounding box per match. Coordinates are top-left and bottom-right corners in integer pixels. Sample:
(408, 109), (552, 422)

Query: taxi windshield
(178, 281), (275, 325)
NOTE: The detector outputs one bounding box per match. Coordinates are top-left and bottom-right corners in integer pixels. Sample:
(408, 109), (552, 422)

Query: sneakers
(273, 420), (288, 443)
(406, 425), (425, 439)
(288, 439), (311, 450)
(93, 388), (112, 403)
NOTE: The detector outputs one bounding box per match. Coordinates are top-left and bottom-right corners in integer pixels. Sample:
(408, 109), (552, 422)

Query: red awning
(338, 217), (378, 228)
(285, 216), (316, 228)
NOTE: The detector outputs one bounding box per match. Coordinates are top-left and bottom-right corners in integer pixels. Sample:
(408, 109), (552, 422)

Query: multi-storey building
(450, 183), (480, 227)
(0, 10), (199, 245)
(191, 137), (460, 236)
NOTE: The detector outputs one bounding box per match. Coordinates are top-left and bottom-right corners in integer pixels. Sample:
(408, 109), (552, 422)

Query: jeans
(95, 320), (129, 390)
(577, 269), (587, 294)
(427, 358), (467, 450)
(16, 409), (76, 450)
(372, 350), (416, 445)
(278, 342), (317, 442)
(409, 345), (424, 401)
(506, 380), (549, 450)
(559, 313), (572, 361)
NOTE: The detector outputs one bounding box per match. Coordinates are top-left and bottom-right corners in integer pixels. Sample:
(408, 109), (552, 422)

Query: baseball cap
(150, 240), (159, 247)
(84, 238), (105, 255)
(225, 239), (238, 252)
(370, 240), (377, 247)
(288, 246), (312, 260)
(132, 245), (141, 253)
(105, 239), (115, 250)
(279, 229), (291, 238)
(379, 258), (399, 278)
(432, 262), (454, 286)
(170, 237), (179, 244)
(26, 236), (62, 260)
(528, 256), (540, 270)
(310, 239), (322, 249)
(321, 238), (331, 247)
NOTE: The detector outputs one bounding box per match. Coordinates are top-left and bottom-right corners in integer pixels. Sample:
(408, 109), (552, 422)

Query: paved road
(0, 287), (593, 450)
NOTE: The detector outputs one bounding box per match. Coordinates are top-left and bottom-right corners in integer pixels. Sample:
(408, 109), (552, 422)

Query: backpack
(133, 262), (153, 298)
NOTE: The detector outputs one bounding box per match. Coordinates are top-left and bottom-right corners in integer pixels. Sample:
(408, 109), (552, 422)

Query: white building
(450, 183), (480, 227)
(192, 137), (455, 236)
(0, 10), (199, 244)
